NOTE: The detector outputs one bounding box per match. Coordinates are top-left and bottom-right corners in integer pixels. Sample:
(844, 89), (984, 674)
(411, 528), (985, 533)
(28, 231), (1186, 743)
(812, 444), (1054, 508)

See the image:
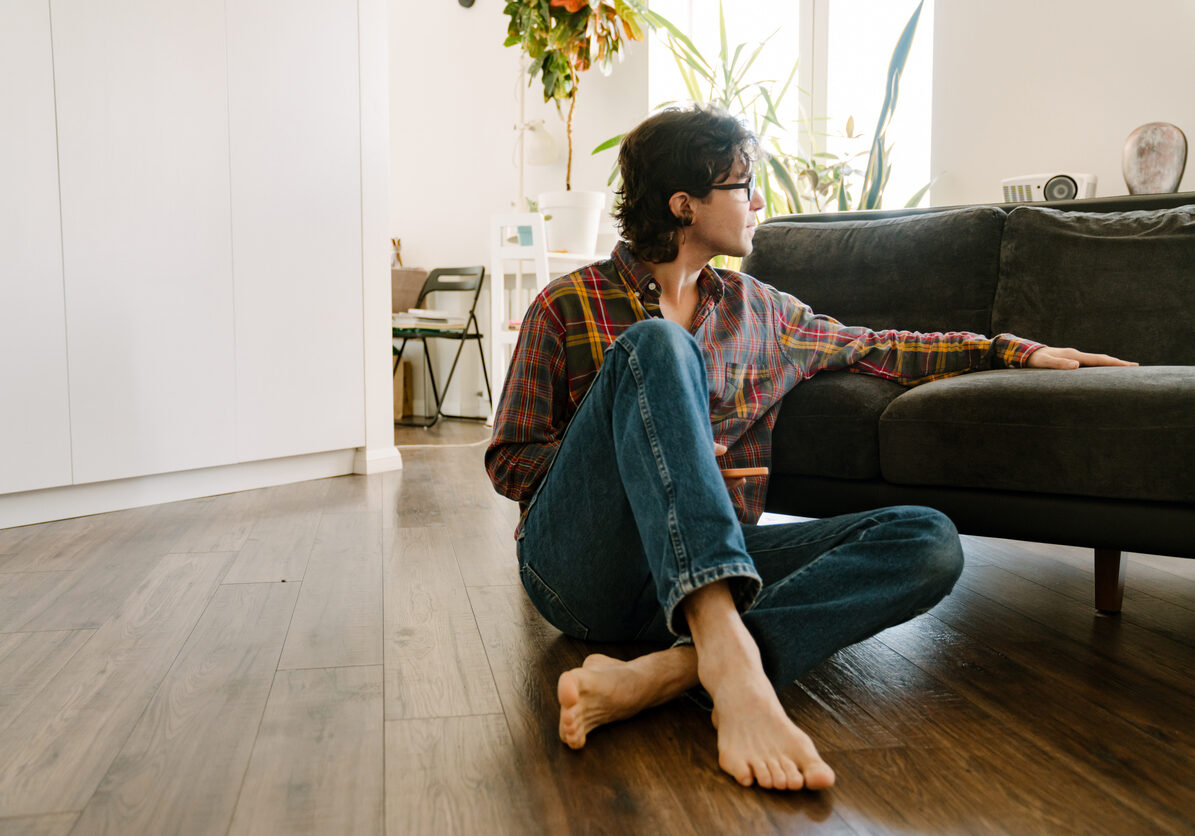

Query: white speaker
(1001, 173), (1098, 203)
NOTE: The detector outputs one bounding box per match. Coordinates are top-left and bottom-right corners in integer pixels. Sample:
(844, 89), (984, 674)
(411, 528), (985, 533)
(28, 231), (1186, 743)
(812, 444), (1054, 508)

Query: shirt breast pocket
(709, 362), (778, 426)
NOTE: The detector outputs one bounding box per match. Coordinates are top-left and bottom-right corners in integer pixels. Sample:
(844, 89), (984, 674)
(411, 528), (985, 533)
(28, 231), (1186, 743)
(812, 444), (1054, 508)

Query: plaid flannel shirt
(486, 242), (1042, 529)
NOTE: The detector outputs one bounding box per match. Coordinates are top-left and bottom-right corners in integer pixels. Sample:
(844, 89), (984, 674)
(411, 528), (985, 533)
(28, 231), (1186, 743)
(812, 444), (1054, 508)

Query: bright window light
(648, 0), (933, 211)
(825, 0), (933, 209)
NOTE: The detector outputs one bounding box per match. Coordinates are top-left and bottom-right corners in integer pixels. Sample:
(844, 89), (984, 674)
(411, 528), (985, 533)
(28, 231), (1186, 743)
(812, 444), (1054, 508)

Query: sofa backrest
(991, 205), (1195, 367)
(742, 206), (1006, 335)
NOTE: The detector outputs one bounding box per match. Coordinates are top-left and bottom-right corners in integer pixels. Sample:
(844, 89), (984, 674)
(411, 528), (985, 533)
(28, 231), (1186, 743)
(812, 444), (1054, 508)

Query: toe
(720, 752), (755, 787)
(755, 759), (780, 790)
(803, 760), (836, 790)
(780, 757), (804, 791)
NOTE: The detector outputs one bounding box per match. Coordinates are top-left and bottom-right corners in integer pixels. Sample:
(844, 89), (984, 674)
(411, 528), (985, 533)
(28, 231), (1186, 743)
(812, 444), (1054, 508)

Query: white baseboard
(353, 445), (403, 474)
(0, 449), (361, 529)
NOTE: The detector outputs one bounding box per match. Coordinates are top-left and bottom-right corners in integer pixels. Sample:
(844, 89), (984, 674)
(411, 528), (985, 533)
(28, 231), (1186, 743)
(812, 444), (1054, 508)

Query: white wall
(932, 0), (1195, 206)
(389, 1), (648, 415)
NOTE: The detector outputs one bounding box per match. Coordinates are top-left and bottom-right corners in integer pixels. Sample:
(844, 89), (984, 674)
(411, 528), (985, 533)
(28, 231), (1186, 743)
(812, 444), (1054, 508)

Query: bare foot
(558, 649), (697, 749)
(685, 582), (835, 791)
(707, 670), (836, 791)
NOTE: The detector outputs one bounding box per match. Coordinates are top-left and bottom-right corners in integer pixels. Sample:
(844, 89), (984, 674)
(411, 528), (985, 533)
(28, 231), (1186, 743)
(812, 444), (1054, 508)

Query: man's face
(688, 163), (766, 260)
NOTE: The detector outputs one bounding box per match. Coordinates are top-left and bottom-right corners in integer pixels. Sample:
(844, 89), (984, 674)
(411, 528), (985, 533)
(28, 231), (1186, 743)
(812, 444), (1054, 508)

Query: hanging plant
(503, 0), (650, 190)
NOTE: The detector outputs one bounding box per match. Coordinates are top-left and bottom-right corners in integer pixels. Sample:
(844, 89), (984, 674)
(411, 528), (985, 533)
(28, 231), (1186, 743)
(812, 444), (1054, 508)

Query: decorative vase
(537, 190), (605, 254)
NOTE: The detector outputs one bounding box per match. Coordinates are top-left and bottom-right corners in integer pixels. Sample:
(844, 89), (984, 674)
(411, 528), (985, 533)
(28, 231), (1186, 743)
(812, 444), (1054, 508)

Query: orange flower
(550, 0), (587, 13)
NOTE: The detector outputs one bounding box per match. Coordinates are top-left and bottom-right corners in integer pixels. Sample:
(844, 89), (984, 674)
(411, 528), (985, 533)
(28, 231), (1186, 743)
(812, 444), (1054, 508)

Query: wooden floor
(0, 419), (1192, 834)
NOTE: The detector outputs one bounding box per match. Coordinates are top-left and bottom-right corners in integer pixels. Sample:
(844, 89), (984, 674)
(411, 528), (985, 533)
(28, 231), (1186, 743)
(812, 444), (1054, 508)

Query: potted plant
(504, 0), (650, 252)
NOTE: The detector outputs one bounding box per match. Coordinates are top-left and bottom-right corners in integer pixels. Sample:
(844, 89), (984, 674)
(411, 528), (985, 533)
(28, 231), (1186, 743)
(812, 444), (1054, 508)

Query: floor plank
(955, 561), (1195, 693)
(229, 666), (384, 836)
(0, 630), (94, 733)
(278, 512), (383, 671)
(72, 581), (298, 835)
(165, 487), (267, 554)
(788, 632), (1159, 833)
(0, 553), (233, 817)
(0, 505), (180, 632)
(974, 538), (1195, 646)
(0, 812), (80, 836)
(383, 527), (502, 719)
(879, 605), (1194, 833)
(0, 514), (96, 571)
(222, 480), (329, 584)
(385, 715), (534, 836)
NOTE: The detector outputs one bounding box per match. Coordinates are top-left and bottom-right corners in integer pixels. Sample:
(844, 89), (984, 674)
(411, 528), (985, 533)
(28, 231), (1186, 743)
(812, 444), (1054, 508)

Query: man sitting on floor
(485, 105), (1133, 791)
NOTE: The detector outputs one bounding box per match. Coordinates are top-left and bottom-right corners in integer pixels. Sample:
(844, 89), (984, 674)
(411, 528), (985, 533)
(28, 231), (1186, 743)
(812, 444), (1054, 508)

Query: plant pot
(537, 190), (605, 254)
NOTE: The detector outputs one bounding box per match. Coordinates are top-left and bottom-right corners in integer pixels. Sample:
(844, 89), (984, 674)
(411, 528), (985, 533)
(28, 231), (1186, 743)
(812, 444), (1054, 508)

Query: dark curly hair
(614, 105), (759, 263)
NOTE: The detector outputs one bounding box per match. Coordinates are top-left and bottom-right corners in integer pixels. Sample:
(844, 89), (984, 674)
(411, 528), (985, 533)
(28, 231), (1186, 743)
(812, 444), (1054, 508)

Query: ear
(668, 191), (696, 226)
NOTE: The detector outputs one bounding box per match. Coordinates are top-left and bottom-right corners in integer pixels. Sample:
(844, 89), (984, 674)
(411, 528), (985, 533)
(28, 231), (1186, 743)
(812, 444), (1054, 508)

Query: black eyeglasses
(710, 173), (757, 201)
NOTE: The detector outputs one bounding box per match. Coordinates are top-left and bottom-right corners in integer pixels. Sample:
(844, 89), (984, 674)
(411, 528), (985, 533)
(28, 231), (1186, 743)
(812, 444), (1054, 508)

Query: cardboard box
(392, 268), (427, 313)
(393, 359), (414, 419)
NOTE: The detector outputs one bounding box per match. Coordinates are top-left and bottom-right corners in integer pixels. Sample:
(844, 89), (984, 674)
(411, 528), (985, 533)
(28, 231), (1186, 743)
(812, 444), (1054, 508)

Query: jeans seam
(747, 516), (883, 556)
(520, 560), (590, 638)
(519, 343), (621, 523)
(627, 344), (692, 583)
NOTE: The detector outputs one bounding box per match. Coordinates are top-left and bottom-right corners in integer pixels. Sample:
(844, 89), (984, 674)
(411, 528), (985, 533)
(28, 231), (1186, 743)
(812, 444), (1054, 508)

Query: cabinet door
(0, 0), (73, 495)
(54, 0), (237, 484)
(228, 0), (365, 461)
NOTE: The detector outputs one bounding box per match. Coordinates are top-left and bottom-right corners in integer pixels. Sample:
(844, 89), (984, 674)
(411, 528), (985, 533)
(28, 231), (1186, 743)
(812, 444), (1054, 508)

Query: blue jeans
(516, 319), (963, 688)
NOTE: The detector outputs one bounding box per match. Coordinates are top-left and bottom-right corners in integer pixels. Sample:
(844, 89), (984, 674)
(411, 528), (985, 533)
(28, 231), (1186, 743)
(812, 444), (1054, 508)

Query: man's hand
(714, 443), (746, 491)
(1026, 346), (1138, 370)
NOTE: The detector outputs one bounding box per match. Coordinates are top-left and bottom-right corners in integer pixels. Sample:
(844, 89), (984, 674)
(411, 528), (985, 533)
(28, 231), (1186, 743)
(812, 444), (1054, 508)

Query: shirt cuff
(991, 334), (1046, 368)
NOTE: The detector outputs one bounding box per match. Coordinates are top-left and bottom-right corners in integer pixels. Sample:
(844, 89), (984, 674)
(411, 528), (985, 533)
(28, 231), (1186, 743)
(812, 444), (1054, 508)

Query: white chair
(487, 212), (601, 424)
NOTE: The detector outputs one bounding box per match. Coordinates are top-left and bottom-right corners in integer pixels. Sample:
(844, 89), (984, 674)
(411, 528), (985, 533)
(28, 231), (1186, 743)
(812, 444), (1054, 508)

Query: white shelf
(488, 214), (604, 424)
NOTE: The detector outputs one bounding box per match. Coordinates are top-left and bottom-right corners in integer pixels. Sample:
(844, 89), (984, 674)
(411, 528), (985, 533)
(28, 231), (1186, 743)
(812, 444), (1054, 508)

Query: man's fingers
(1075, 351), (1137, 367)
(714, 443), (728, 456)
(1029, 346), (1137, 369)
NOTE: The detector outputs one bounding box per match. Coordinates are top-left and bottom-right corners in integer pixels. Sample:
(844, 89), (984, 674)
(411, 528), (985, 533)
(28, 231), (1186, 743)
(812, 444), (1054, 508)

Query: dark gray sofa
(742, 193), (1195, 613)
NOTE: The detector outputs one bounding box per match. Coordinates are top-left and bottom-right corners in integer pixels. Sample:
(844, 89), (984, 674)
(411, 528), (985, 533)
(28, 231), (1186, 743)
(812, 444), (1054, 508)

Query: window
(648, 0), (933, 210)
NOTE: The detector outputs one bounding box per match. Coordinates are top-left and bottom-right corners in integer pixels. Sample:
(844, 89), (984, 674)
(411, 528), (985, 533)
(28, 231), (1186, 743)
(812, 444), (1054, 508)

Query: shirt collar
(612, 241), (727, 303)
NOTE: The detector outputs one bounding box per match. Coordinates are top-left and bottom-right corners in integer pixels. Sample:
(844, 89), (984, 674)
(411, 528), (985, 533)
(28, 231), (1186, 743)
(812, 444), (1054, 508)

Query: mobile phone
(719, 467), (769, 478)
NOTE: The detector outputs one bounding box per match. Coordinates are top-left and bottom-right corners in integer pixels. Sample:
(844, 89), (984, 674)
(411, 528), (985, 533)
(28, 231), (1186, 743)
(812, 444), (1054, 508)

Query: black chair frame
(393, 266), (492, 427)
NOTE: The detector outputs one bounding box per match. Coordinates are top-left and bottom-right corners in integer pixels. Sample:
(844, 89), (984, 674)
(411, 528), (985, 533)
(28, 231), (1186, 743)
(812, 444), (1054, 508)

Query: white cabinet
(0, 0), (73, 494)
(228, 0), (365, 461)
(0, 0), (370, 507)
(53, 0), (238, 484)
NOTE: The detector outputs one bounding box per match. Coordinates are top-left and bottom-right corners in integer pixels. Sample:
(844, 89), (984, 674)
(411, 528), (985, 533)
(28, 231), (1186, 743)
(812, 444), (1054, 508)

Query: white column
(354, 0), (402, 474)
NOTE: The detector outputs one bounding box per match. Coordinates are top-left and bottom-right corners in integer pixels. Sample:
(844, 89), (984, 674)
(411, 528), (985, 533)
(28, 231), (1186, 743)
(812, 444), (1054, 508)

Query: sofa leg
(1094, 548), (1125, 613)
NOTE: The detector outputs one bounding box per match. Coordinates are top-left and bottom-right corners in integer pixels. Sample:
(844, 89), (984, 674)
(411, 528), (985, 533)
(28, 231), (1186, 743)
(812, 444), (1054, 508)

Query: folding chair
(393, 266), (491, 427)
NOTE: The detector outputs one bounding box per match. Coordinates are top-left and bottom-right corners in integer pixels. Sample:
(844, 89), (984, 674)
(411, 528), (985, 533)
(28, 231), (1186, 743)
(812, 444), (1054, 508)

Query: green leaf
(772, 57), (800, 108)
(859, 0), (922, 210)
(904, 178), (936, 208)
(591, 133), (625, 154)
(766, 156), (804, 215)
(758, 87), (783, 130)
(718, 0), (729, 67)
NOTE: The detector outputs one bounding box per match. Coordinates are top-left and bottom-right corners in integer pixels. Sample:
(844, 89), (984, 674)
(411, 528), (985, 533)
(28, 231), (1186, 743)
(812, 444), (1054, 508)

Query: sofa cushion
(772, 372), (907, 479)
(743, 206), (1006, 335)
(879, 366), (1195, 503)
(992, 205), (1195, 367)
